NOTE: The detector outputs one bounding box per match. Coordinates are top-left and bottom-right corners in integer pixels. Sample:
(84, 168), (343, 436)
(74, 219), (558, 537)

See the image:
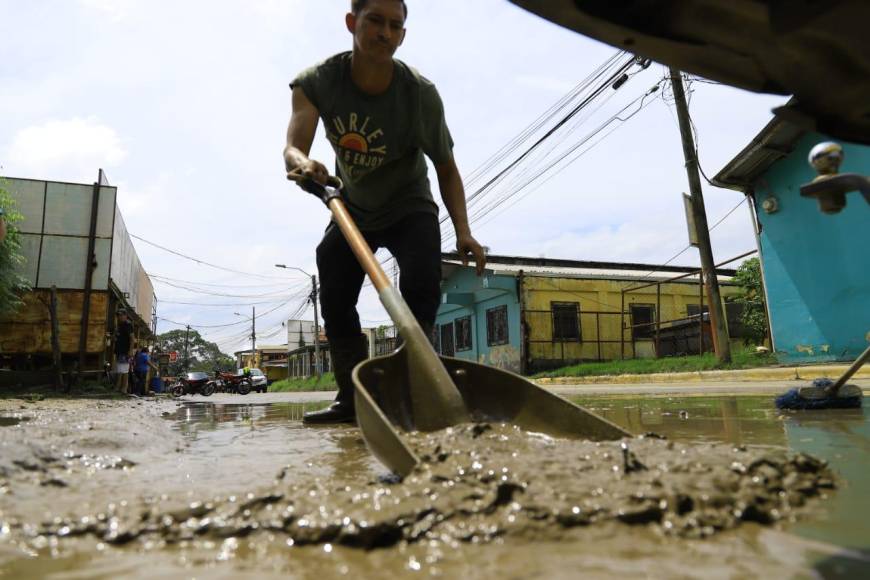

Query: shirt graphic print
(327, 112), (387, 180)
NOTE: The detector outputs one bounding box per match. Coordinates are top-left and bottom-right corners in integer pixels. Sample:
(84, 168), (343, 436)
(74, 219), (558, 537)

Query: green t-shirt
(291, 52), (454, 230)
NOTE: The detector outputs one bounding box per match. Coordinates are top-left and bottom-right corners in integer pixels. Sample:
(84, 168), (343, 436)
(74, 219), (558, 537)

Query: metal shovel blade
(353, 346), (631, 476)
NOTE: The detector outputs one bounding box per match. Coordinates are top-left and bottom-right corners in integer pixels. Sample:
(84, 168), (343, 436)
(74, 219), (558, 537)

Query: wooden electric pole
(669, 69), (731, 363)
(184, 325), (191, 371)
(310, 275), (322, 379)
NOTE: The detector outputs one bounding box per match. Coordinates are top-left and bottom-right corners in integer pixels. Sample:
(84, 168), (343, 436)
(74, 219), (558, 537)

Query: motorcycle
(212, 371), (252, 396)
(169, 371), (216, 397)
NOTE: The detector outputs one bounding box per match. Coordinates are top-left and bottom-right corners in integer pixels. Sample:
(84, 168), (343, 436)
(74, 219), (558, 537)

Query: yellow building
(436, 254), (745, 374)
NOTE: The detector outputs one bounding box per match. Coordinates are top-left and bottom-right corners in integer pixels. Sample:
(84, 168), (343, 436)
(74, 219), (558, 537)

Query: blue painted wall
(436, 268), (522, 372)
(755, 133), (870, 362)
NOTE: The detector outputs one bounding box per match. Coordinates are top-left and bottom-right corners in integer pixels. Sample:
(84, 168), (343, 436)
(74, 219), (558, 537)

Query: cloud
(5, 117), (127, 182)
(77, 0), (135, 22)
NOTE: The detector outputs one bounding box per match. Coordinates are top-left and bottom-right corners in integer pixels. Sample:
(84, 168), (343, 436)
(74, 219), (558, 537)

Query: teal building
(714, 116), (870, 363)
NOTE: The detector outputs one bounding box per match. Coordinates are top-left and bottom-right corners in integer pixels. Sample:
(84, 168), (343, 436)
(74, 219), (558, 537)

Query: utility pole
(311, 274), (321, 379)
(274, 264), (321, 379)
(251, 306), (256, 366)
(669, 68), (731, 363)
(184, 324), (191, 371)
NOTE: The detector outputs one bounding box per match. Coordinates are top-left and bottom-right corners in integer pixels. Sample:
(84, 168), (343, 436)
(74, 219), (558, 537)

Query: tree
(731, 257), (768, 345)
(157, 329), (234, 375)
(0, 182), (30, 318)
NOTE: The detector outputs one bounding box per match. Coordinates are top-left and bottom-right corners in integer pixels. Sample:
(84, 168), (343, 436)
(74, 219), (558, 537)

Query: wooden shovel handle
(287, 170), (390, 292)
(326, 197), (391, 293)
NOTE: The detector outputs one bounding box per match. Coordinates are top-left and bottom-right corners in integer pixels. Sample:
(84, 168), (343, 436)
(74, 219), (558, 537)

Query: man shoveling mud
(283, 0), (486, 424)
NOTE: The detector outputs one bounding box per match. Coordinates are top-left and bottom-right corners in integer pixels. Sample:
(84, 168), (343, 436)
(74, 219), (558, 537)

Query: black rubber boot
(303, 335), (368, 424)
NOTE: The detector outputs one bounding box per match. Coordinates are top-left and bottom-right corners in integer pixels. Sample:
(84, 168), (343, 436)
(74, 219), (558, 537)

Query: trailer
(0, 171), (154, 377)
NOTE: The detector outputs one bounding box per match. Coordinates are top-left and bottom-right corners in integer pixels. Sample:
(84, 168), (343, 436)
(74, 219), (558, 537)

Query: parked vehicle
(213, 371), (252, 395)
(238, 368), (268, 393)
(169, 372), (215, 397)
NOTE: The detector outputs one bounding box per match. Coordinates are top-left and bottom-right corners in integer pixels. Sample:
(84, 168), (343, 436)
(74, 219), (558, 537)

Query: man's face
(347, 0), (405, 61)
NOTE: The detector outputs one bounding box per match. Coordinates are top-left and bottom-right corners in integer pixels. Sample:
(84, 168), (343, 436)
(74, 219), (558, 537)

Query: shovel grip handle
(288, 170), (391, 292)
(287, 170), (344, 205)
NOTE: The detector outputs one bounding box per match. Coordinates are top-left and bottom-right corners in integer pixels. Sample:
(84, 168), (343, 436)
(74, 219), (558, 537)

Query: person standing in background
(114, 309), (133, 394)
(133, 346), (158, 396)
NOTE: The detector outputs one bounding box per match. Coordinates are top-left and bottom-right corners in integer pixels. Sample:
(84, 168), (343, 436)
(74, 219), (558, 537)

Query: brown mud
(0, 396), (861, 578)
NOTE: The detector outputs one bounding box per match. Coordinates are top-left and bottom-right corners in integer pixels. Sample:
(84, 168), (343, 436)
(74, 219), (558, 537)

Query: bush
(0, 182), (31, 318)
(731, 257), (768, 345)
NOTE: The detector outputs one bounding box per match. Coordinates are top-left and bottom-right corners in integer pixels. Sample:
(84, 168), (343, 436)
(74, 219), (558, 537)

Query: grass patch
(269, 373), (337, 392)
(534, 346), (779, 379)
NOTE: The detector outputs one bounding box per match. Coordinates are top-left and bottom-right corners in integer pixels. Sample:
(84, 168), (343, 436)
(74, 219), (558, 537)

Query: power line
(150, 273), (298, 289)
(459, 82), (663, 234)
(371, 53), (641, 279)
(462, 52), (628, 189)
(152, 278), (296, 298)
(634, 196), (750, 281)
(131, 233), (296, 280)
(202, 287), (313, 343)
(156, 299), (290, 307)
(157, 296), (297, 330)
(459, 56), (637, 214)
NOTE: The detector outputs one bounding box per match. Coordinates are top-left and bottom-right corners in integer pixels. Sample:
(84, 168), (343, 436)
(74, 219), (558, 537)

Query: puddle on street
(163, 401), (384, 491)
(570, 395), (870, 559)
(0, 395), (868, 579)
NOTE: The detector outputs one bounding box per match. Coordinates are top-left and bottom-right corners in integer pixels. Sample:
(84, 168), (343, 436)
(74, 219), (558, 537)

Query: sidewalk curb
(534, 365), (870, 385)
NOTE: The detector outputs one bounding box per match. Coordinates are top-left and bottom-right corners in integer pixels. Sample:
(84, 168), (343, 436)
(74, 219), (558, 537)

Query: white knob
(808, 142), (844, 176)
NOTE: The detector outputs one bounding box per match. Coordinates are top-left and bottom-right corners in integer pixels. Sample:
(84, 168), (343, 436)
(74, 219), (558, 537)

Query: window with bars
(486, 305), (509, 346)
(440, 322), (455, 356)
(630, 304), (656, 340)
(455, 316), (473, 351)
(433, 323), (441, 354)
(551, 302), (581, 341)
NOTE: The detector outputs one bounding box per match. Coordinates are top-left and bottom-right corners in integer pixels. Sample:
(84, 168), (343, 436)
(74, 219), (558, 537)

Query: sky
(0, 0), (786, 354)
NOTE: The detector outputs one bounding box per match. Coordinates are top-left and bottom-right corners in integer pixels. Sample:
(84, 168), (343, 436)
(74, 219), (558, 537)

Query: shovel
(289, 171), (630, 476)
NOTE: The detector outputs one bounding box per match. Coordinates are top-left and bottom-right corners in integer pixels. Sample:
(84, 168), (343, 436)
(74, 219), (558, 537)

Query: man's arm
(435, 157), (487, 275)
(283, 87), (330, 184)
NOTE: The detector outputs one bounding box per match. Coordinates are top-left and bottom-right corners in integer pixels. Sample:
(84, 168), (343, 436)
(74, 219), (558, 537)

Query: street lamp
(275, 264), (321, 379)
(234, 309), (255, 366)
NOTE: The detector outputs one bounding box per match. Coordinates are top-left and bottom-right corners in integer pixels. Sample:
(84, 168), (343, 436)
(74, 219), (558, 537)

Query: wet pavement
(0, 393), (868, 578)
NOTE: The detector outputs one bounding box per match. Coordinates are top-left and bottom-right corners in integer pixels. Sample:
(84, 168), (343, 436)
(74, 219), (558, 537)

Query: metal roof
(712, 108), (806, 192)
(233, 345), (289, 355)
(441, 253), (737, 284)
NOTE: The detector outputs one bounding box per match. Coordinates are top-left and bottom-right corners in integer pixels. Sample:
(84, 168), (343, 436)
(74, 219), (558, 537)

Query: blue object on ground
(775, 378), (863, 410)
(150, 377), (163, 393)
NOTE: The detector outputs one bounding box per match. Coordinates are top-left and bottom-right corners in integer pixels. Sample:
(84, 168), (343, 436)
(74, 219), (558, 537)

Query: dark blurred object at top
(509, 0), (870, 145)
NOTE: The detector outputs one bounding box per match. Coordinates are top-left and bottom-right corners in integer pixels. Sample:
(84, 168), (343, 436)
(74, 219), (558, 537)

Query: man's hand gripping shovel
(288, 170), (630, 477)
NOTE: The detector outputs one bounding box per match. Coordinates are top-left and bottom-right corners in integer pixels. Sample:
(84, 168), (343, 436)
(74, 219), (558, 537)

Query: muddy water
(1, 394), (868, 578)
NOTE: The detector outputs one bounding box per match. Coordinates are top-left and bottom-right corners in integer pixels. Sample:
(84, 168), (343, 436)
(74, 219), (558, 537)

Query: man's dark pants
(316, 211), (441, 408)
(132, 371), (147, 396)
